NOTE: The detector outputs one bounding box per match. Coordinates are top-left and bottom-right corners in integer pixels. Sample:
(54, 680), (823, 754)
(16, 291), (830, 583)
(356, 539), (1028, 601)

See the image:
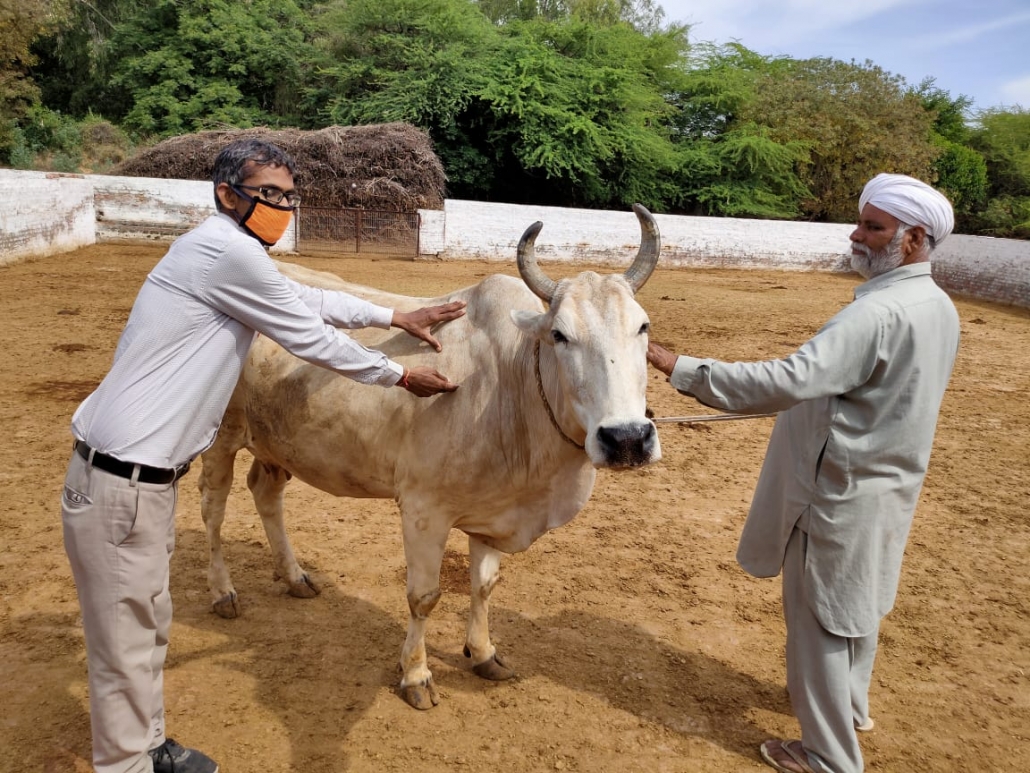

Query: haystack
(113, 124), (446, 211)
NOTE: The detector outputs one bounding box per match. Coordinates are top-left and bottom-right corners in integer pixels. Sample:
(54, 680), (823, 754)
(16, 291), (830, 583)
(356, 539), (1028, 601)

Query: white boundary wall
(931, 234), (1030, 308)
(1, 172), (95, 266)
(432, 199), (853, 270)
(2, 170), (1028, 307)
(429, 200), (1030, 308)
(90, 175), (216, 242)
(0, 170), (295, 256)
(88, 174), (296, 253)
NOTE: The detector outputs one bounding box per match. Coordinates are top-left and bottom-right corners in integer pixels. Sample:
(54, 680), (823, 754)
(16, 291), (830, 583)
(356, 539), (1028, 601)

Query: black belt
(74, 441), (190, 485)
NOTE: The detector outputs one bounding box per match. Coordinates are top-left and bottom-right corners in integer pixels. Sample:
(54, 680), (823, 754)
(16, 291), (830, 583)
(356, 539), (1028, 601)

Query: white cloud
(663, 0), (924, 46)
(652, 1), (1026, 109)
(1000, 74), (1030, 108)
(912, 10), (1030, 51)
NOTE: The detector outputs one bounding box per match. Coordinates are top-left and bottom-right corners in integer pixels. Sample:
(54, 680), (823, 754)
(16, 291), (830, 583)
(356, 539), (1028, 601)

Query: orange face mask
(232, 188), (294, 246)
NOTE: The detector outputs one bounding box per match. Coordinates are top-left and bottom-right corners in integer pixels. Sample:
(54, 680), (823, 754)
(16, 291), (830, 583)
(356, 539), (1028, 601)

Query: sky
(657, 0), (1030, 112)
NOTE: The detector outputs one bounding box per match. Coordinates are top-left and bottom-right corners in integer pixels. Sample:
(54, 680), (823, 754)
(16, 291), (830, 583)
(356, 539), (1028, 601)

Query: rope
(533, 341), (585, 450)
(652, 412), (778, 424)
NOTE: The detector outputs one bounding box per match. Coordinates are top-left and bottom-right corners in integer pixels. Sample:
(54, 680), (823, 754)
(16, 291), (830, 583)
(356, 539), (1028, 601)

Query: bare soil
(1, 244), (1028, 773)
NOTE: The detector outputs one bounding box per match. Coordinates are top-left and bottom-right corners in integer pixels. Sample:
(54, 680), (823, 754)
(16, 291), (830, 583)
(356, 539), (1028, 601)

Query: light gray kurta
(670, 263), (960, 636)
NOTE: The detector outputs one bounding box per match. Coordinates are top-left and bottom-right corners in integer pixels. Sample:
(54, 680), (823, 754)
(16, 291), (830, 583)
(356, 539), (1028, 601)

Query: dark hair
(211, 139), (296, 210)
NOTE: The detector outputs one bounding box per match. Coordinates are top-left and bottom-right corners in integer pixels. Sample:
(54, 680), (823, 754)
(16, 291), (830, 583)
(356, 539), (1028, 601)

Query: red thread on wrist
(400, 369), (410, 389)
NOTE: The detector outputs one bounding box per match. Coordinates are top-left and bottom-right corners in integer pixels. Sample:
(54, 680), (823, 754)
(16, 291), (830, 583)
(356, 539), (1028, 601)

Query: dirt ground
(1, 243), (1028, 773)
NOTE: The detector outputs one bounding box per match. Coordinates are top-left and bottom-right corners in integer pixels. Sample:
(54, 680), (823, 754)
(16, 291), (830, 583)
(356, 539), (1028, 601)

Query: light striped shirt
(71, 214), (402, 468)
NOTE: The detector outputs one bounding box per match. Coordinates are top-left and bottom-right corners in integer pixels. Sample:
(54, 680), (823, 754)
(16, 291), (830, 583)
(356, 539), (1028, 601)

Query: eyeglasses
(234, 184), (302, 208)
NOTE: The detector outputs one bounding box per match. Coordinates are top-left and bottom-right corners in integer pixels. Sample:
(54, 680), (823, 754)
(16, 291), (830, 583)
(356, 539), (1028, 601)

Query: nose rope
(652, 412), (778, 424)
(534, 341), (585, 450)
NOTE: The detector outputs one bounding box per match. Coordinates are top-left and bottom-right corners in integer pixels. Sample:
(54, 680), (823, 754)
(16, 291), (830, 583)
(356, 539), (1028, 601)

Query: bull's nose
(596, 421), (658, 467)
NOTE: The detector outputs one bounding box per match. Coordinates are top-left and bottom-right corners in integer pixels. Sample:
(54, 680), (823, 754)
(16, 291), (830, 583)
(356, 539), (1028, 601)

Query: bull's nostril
(597, 425), (631, 449)
(597, 422), (656, 451)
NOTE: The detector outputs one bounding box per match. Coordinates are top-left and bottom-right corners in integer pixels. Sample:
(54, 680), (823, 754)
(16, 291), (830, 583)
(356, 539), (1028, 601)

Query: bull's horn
(516, 220), (558, 303)
(624, 203), (661, 294)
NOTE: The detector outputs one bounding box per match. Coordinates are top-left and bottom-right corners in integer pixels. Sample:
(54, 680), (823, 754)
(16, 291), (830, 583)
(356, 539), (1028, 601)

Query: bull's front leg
(398, 513), (448, 710)
(199, 445), (242, 618)
(247, 459), (319, 600)
(464, 536), (515, 681)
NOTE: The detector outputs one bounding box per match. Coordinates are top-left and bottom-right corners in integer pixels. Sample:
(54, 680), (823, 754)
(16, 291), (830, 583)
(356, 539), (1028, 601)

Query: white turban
(859, 173), (955, 245)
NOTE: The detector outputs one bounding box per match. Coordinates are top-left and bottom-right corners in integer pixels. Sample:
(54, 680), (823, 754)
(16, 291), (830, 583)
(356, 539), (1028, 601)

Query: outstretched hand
(398, 366), (460, 397)
(392, 301), (467, 352)
(646, 342), (678, 377)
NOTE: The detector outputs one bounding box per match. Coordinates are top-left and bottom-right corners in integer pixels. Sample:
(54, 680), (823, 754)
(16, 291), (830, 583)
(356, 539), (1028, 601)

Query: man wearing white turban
(647, 174), (960, 773)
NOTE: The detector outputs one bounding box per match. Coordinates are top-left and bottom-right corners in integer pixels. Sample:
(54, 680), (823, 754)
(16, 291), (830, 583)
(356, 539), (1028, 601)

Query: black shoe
(148, 738), (219, 773)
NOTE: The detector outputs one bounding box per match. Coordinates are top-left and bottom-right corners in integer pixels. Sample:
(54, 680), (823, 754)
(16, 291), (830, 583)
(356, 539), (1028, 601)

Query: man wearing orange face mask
(60, 139), (466, 773)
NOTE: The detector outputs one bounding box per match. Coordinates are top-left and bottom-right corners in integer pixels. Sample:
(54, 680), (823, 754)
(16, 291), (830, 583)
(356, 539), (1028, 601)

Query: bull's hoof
(212, 592), (240, 619)
(400, 678), (440, 710)
(471, 654), (516, 681)
(286, 573), (320, 599)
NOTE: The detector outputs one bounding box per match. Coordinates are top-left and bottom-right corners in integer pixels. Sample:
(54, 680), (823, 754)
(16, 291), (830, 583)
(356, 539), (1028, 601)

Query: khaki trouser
(782, 527), (878, 773)
(62, 449), (178, 773)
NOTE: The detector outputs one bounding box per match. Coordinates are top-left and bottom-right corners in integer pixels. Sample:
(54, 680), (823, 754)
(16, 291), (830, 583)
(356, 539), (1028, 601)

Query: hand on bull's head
(397, 366), (459, 397)
(646, 342), (678, 377)
(392, 301), (467, 352)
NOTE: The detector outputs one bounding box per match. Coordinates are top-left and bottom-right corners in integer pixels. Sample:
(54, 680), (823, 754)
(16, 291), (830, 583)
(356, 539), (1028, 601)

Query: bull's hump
(469, 274), (542, 312)
(274, 260), (435, 305)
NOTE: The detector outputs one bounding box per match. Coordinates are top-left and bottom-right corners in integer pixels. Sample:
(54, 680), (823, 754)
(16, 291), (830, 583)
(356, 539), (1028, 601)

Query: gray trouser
(62, 449), (178, 773)
(783, 527), (878, 773)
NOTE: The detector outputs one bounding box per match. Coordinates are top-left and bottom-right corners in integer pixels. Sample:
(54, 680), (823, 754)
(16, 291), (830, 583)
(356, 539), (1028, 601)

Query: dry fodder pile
(113, 123), (446, 211)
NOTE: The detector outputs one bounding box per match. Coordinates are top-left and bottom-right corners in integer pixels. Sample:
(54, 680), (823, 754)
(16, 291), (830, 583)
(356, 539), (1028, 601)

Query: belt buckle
(173, 461), (191, 481)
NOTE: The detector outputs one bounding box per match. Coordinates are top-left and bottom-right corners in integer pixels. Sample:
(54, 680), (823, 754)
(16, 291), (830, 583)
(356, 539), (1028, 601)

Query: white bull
(199, 205), (663, 709)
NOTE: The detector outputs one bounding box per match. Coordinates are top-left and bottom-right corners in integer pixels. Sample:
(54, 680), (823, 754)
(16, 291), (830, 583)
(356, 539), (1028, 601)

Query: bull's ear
(510, 309), (548, 336)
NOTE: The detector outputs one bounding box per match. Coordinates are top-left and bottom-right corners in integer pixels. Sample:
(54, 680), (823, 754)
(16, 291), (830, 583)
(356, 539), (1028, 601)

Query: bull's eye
(551, 330), (568, 345)
(639, 322), (650, 335)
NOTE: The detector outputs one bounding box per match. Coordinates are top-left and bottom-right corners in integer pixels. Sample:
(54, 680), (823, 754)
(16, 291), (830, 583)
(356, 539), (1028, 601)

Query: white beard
(850, 228), (906, 279)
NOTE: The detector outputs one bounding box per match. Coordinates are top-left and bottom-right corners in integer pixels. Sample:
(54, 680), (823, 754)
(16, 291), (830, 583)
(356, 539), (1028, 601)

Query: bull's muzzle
(596, 421), (659, 468)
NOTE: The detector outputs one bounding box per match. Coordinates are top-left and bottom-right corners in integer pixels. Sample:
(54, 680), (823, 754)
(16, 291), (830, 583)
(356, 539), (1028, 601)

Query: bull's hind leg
(247, 459), (320, 599)
(464, 536), (515, 681)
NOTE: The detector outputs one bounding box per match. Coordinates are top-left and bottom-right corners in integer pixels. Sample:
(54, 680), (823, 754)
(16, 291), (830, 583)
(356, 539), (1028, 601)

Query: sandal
(759, 739), (818, 773)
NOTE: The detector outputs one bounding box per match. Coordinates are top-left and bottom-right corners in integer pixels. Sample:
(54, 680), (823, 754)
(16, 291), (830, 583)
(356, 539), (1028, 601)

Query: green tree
(972, 107), (1030, 197)
(676, 124), (811, 219)
(477, 16), (686, 207)
(28, 0), (142, 120)
(930, 136), (988, 221)
(663, 43), (810, 218)
(312, 0), (689, 207)
(667, 42), (770, 140)
(0, 0), (67, 161)
(738, 58), (937, 222)
(311, 0), (499, 195)
(968, 107), (1030, 237)
(916, 79), (987, 221)
(102, 0), (314, 136)
(916, 77), (973, 144)
(476, 0), (664, 31)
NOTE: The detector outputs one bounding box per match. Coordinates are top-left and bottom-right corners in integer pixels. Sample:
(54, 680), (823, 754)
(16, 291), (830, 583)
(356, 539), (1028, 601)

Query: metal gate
(295, 207), (420, 257)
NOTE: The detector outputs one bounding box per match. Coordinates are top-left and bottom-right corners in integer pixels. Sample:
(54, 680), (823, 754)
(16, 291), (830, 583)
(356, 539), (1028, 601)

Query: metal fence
(295, 207), (420, 257)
